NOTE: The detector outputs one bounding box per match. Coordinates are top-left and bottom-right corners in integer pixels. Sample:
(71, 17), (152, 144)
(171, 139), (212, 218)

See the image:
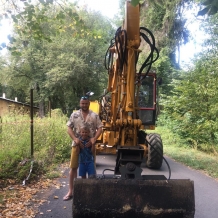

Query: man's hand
(74, 138), (80, 146)
(79, 141), (85, 149)
(90, 137), (96, 146)
(85, 138), (96, 147)
(74, 138), (84, 149)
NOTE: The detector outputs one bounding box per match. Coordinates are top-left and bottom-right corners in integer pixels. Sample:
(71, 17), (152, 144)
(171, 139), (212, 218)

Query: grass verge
(0, 110), (71, 182)
(153, 126), (218, 179)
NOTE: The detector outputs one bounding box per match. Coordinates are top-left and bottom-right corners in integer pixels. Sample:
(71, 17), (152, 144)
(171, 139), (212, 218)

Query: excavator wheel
(147, 133), (163, 169)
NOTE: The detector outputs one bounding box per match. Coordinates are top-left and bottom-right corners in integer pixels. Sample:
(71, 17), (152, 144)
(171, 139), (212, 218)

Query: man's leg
(63, 168), (77, 200)
(63, 147), (78, 200)
(69, 168), (77, 193)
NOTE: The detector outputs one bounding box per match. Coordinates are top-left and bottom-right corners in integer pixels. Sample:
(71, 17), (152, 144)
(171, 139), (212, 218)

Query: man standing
(63, 96), (103, 201)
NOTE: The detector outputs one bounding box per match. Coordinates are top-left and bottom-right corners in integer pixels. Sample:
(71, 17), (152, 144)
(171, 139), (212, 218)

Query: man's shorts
(69, 146), (96, 169)
(79, 162), (96, 177)
(69, 146), (79, 168)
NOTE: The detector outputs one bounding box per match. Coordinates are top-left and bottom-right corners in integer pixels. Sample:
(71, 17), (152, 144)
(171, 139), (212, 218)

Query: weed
(153, 126), (218, 179)
(0, 110), (71, 182)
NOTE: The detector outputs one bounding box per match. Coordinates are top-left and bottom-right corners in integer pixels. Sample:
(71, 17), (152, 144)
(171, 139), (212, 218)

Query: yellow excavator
(73, 1), (195, 217)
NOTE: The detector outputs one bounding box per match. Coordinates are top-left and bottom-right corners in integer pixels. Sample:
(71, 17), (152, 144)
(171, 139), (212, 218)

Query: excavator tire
(147, 133), (163, 169)
(73, 178), (195, 218)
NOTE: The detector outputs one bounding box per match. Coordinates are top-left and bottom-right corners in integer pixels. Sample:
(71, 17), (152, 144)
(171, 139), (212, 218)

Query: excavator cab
(138, 73), (157, 127)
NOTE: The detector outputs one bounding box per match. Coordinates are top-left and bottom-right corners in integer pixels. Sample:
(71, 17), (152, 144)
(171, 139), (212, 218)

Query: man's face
(80, 99), (90, 112)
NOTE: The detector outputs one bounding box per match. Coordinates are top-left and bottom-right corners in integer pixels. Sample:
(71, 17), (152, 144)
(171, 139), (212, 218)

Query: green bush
(0, 110), (71, 181)
(157, 113), (218, 154)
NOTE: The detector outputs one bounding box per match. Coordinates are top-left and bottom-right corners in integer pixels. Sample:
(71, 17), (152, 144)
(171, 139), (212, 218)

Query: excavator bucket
(73, 178), (195, 218)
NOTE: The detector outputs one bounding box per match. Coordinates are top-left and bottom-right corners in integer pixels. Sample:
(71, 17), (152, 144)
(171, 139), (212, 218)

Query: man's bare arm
(90, 127), (103, 145)
(67, 126), (80, 144)
(91, 143), (95, 155)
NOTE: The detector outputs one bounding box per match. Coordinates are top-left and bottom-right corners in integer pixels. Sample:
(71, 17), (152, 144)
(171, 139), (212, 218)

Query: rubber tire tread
(146, 133), (163, 169)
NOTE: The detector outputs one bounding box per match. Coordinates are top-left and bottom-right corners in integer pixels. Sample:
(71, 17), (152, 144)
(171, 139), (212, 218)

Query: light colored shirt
(67, 109), (103, 146)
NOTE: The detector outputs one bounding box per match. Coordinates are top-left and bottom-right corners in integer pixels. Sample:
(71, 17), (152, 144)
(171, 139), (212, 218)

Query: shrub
(0, 110), (71, 181)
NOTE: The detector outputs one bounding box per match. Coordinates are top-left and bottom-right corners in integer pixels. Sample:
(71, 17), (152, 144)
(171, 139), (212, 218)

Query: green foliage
(153, 48), (180, 95)
(155, 125), (218, 178)
(143, 1), (191, 51)
(197, 0), (218, 16)
(1, 4), (114, 114)
(138, 0), (191, 96)
(0, 0), (85, 46)
(131, 0), (144, 7)
(161, 43), (218, 149)
(157, 14), (218, 153)
(0, 111), (71, 181)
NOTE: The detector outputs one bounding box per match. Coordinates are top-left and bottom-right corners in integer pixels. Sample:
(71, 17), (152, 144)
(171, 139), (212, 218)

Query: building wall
(0, 98), (39, 116)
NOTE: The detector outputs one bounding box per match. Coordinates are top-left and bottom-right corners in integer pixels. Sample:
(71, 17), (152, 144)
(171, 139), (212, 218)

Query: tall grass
(0, 109), (71, 180)
(2, 110), (218, 181)
(153, 125), (218, 179)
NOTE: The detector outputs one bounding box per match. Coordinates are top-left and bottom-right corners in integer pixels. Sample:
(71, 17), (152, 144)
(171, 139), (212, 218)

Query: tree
(2, 3), (115, 115)
(163, 14), (218, 147)
(0, 0), (86, 49)
(197, 0), (218, 16)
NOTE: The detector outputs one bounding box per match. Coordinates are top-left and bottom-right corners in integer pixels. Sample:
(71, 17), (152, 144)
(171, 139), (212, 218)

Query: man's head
(80, 96), (90, 112)
(80, 126), (90, 139)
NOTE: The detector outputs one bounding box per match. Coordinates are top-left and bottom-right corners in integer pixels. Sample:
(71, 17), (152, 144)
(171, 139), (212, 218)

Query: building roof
(0, 97), (39, 109)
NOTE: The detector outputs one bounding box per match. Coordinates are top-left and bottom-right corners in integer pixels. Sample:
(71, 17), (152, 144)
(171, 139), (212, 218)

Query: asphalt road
(35, 154), (218, 218)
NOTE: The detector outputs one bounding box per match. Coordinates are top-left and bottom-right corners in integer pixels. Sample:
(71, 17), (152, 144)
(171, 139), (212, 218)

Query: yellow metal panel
(124, 2), (140, 44)
(89, 101), (100, 114)
(108, 131), (115, 146)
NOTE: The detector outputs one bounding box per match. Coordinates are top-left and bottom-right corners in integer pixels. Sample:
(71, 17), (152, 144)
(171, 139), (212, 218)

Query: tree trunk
(38, 101), (45, 118)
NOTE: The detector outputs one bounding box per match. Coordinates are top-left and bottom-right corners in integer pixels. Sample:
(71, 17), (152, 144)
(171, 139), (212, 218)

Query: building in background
(0, 93), (39, 116)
